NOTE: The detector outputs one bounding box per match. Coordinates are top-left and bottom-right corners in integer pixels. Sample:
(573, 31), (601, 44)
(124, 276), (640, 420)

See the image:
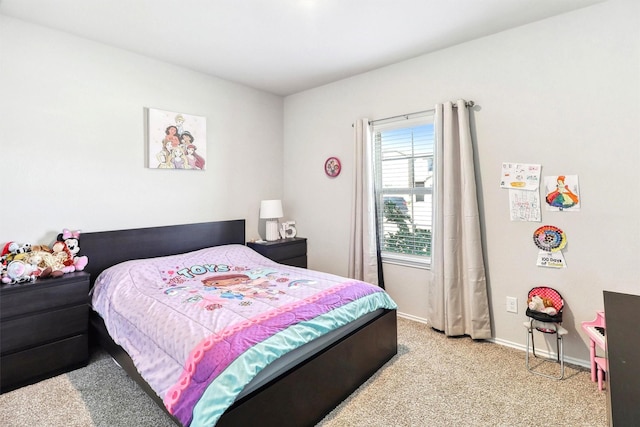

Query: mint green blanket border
(189, 292), (397, 427)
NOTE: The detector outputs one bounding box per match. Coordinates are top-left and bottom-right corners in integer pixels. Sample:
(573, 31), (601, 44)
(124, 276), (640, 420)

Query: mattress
(90, 244), (396, 426)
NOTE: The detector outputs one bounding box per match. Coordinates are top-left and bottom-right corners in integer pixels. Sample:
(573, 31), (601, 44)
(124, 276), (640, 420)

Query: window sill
(381, 255), (431, 270)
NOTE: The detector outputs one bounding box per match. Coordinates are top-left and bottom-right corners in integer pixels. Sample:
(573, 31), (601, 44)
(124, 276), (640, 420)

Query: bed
(81, 219), (398, 427)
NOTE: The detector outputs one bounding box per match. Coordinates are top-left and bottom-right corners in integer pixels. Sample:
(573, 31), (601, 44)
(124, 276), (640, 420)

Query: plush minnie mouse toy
(55, 229), (89, 271)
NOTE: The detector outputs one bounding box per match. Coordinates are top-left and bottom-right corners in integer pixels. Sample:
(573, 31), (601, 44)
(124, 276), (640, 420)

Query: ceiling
(0, 0), (604, 96)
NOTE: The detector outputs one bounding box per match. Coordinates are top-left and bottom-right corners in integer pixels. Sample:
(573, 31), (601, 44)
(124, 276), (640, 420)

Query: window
(372, 112), (435, 267)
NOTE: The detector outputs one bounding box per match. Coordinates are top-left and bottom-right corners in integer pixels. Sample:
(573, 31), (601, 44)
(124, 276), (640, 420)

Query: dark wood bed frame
(81, 219), (397, 427)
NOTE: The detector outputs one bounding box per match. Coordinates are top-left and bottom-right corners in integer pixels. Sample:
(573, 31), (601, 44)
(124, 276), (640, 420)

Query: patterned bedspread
(91, 244), (396, 426)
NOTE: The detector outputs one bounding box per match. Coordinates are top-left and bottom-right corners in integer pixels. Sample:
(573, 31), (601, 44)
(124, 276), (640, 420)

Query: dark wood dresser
(247, 237), (307, 268)
(603, 291), (640, 426)
(0, 271), (90, 393)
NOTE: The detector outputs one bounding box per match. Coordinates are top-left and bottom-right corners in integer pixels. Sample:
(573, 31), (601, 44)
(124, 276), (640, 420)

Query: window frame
(372, 112), (435, 269)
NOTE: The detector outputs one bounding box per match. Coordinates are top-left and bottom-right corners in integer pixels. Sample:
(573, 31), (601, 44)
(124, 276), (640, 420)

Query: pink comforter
(91, 244), (396, 426)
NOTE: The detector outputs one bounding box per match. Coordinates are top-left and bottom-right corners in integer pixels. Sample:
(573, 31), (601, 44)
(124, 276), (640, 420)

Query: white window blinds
(372, 112), (435, 266)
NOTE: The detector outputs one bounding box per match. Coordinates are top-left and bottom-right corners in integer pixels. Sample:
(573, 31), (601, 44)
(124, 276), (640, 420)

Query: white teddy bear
(527, 295), (557, 316)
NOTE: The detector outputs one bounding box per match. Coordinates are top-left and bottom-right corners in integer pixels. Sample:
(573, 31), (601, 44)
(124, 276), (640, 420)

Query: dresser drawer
(0, 334), (88, 393)
(249, 239), (307, 262)
(1, 304), (88, 354)
(0, 273), (89, 319)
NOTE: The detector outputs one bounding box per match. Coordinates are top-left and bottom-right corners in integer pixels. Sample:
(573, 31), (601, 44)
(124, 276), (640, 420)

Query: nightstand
(0, 271), (90, 393)
(247, 237), (307, 268)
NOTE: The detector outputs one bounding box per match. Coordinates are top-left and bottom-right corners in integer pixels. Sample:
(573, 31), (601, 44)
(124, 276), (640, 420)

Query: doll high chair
(523, 286), (567, 380)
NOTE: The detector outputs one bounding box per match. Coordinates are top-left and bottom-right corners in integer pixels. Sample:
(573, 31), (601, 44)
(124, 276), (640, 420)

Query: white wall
(0, 15), (283, 244)
(283, 0), (640, 362)
(2, 1), (638, 364)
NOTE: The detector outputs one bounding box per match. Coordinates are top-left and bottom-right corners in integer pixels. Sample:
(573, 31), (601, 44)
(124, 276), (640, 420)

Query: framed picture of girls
(146, 107), (207, 170)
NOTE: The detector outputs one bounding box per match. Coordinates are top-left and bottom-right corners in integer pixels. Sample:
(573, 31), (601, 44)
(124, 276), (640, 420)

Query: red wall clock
(324, 157), (341, 177)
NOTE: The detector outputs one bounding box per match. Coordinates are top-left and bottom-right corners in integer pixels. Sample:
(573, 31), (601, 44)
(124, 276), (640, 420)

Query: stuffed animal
(51, 241), (77, 273)
(527, 295), (557, 316)
(1, 242), (32, 262)
(55, 229), (88, 271)
(0, 242), (13, 267)
(23, 247), (69, 279)
(31, 244), (53, 253)
(1, 242), (37, 284)
(1, 260), (38, 284)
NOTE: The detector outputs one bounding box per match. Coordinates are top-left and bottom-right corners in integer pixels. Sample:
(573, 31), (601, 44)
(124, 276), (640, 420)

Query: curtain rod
(369, 100), (475, 125)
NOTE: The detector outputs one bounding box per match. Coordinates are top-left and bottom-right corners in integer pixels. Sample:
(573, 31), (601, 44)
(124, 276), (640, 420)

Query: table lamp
(260, 199), (283, 241)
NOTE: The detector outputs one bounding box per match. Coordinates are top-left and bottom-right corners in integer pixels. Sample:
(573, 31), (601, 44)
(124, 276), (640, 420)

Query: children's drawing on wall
(544, 175), (580, 211)
(500, 163), (542, 221)
(147, 108), (207, 170)
(500, 163), (541, 190)
(509, 190), (541, 222)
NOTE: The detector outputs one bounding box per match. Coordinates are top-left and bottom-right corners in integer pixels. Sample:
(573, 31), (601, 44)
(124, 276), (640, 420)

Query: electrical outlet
(506, 296), (518, 313)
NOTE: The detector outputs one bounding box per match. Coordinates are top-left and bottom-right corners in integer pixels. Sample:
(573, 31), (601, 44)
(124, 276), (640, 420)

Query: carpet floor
(0, 318), (606, 426)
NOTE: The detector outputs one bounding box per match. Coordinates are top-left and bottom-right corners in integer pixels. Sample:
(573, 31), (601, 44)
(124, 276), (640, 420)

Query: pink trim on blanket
(163, 281), (354, 412)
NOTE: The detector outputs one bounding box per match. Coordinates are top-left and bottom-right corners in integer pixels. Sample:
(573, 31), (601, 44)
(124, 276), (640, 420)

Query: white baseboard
(397, 311), (429, 324)
(490, 337), (590, 368)
(396, 311), (590, 369)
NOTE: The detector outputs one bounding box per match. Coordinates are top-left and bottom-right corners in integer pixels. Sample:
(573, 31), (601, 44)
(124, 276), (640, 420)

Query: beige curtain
(428, 100), (492, 339)
(348, 118), (379, 285)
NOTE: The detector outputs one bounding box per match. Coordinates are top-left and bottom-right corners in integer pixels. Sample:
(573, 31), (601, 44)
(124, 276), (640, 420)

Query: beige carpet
(0, 318), (606, 426)
(318, 318), (606, 426)
(0, 374), (94, 427)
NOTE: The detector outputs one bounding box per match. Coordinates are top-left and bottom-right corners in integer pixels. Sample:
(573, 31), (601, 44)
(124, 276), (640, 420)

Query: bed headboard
(81, 219), (245, 285)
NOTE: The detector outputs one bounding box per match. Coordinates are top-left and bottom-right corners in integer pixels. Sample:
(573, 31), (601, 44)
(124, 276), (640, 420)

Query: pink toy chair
(523, 286), (567, 380)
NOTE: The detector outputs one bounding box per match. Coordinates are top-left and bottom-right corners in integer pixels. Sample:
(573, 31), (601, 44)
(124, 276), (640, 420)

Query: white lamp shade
(260, 200), (283, 219)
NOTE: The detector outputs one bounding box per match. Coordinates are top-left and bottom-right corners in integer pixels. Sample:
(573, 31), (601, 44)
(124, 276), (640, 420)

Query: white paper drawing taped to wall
(500, 163), (541, 190)
(509, 189), (541, 222)
(544, 175), (580, 211)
